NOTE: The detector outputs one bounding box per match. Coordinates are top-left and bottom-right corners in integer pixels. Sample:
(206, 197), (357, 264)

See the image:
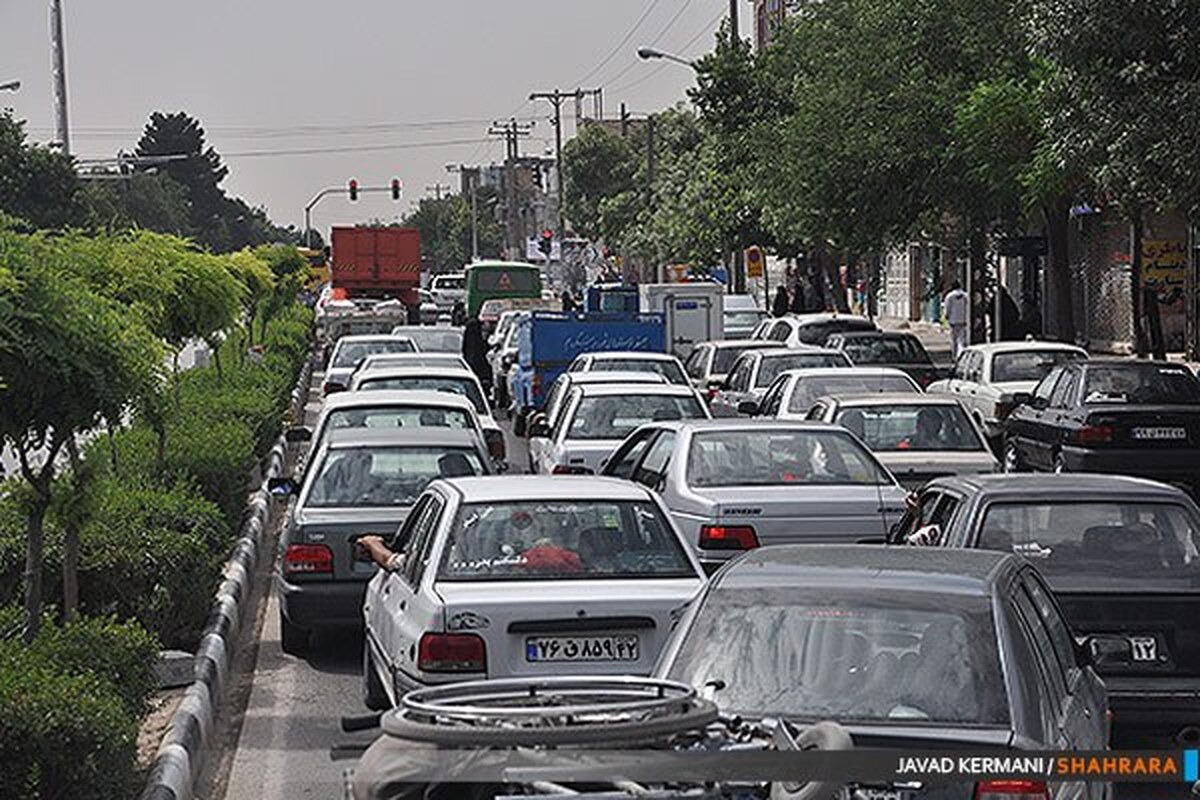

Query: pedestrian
(560, 289), (576, 312)
(943, 280), (969, 359)
(461, 316), (493, 389)
(789, 281), (808, 314)
(772, 286), (790, 318)
(999, 286), (1021, 340)
(450, 300), (466, 327)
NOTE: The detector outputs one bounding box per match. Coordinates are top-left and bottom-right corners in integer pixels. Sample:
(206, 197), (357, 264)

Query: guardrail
(140, 355), (313, 800)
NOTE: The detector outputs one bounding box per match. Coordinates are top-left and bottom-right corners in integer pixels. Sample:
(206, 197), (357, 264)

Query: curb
(139, 356), (313, 800)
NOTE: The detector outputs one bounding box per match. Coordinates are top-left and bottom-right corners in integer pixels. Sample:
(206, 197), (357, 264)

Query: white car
(805, 393), (999, 488)
(389, 325), (464, 354)
(753, 312), (878, 347)
(681, 339), (783, 397)
(748, 366), (921, 418)
(428, 272), (466, 310)
(350, 365), (506, 467)
(567, 351), (690, 386)
(488, 311), (526, 406)
(709, 347), (852, 417)
(354, 352), (471, 375)
(926, 341), (1088, 440)
(361, 476), (705, 708)
(323, 335), (416, 396)
(530, 383), (710, 475)
(722, 294), (766, 339)
(528, 371), (668, 472)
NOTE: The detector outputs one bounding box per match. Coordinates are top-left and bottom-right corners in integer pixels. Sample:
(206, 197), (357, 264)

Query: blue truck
(510, 310), (666, 432)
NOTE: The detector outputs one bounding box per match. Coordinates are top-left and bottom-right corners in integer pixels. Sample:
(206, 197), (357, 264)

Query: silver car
(389, 325), (464, 353)
(805, 393), (999, 488)
(681, 339), (783, 397)
(322, 334), (416, 396)
(567, 351), (690, 386)
(601, 419), (907, 571)
(354, 352), (471, 375)
(709, 347), (852, 417)
(530, 383), (710, 475)
(361, 476), (705, 708)
(748, 366), (921, 418)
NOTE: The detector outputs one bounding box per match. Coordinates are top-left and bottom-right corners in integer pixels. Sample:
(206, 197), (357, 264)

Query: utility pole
(530, 89), (596, 238)
(729, 0), (746, 293)
(488, 118), (534, 260)
(729, 0), (739, 45)
(49, 0), (70, 154)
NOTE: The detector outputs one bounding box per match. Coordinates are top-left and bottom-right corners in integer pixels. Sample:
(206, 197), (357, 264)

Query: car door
(601, 427), (661, 479)
(1016, 367), (1065, 470)
(387, 492), (448, 691)
(540, 390), (581, 473)
(683, 346), (710, 390)
(758, 377), (788, 418)
(631, 431), (677, 495)
(1041, 367), (1082, 466)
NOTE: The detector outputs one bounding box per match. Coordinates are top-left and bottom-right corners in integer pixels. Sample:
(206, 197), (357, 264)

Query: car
(1002, 358), (1200, 489)
(271, 428), (494, 655)
(654, 545), (1110, 799)
(709, 347), (852, 417)
(681, 339), (783, 399)
(745, 366), (921, 418)
(349, 365), (507, 468)
(428, 272), (466, 310)
(487, 310), (526, 407)
(389, 325), (464, 354)
(353, 352), (471, 375)
(752, 312), (878, 347)
(322, 334), (416, 396)
(415, 289), (440, 325)
(806, 393), (998, 488)
(288, 390), (487, 467)
(527, 371), (668, 473)
(927, 341), (1088, 441)
(567, 351), (690, 386)
(891, 473), (1200, 748)
(361, 476), (705, 708)
(601, 420), (906, 571)
(529, 383), (710, 475)
(824, 330), (942, 388)
(721, 294), (767, 339)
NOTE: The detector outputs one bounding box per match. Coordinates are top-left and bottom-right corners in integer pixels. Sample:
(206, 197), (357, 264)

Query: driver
(898, 408), (944, 450)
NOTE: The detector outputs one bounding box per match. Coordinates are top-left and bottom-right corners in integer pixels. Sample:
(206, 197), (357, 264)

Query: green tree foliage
(563, 124), (639, 241)
(401, 189), (504, 270)
(80, 171), (191, 236)
(0, 113), (83, 230)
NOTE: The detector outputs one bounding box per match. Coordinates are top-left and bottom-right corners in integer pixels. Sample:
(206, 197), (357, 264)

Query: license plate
(525, 634), (639, 663)
(1130, 635), (1158, 662)
(855, 788), (909, 800)
(1132, 426), (1187, 440)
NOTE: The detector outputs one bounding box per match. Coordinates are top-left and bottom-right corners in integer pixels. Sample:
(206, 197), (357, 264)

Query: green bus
(464, 261), (544, 317)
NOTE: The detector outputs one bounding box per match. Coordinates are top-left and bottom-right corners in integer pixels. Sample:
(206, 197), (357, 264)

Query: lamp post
(636, 48), (697, 70)
(0, 80), (20, 92)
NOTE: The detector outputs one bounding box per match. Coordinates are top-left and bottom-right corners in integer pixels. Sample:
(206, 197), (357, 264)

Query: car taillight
(283, 544), (333, 575)
(484, 429), (506, 460)
(699, 525), (759, 550)
(1073, 424), (1113, 445)
(975, 779), (1050, 800)
(552, 464), (592, 475)
(418, 632), (486, 673)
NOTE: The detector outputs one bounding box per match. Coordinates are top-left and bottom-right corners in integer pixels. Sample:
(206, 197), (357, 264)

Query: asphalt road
(214, 381), (529, 800)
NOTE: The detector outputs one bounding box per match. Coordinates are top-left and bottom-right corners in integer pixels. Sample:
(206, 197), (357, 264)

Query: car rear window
(321, 407), (475, 446)
(796, 320), (875, 345)
(687, 430), (890, 487)
(712, 346), (761, 375)
(332, 338), (416, 368)
(567, 394), (706, 440)
(841, 336), (928, 365)
(835, 404), (984, 452)
(358, 375), (487, 414)
(404, 329), (463, 353)
(978, 501), (1200, 592)
(757, 353), (851, 386)
(439, 500), (695, 581)
(307, 446), (484, 508)
(787, 375), (919, 413)
(1082, 364), (1200, 405)
(591, 358), (688, 385)
(667, 587), (1008, 725)
(991, 350), (1084, 383)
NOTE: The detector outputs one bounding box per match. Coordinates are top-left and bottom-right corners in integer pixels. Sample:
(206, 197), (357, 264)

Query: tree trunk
(1043, 198), (1075, 344)
(18, 440), (60, 644)
(62, 439), (82, 622)
(173, 351), (182, 414)
(1131, 214), (1148, 357)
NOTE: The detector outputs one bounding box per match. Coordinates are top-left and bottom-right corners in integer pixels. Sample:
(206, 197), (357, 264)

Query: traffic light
(539, 229), (554, 256)
(391, 178), (401, 201)
(348, 179), (358, 202)
(530, 163), (543, 189)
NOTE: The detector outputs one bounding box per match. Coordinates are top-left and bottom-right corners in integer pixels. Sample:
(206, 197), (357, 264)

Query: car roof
(317, 390), (477, 412)
(833, 330), (916, 340)
(724, 295), (761, 309)
(389, 326), (461, 335)
(924, 472), (1193, 499)
(825, 393), (962, 407)
(968, 340), (1088, 356)
(1079, 358), (1182, 369)
(779, 366), (912, 379)
(333, 334), (414, 346)
(781, 313), (876, 326)
(704, 339), (783, 350)
(756, 347), (844, 359)
(558, 371), (666, 385)
(355, 365), (475, 380)
(583, 351), (679, 361)
(323, 427), (483, 449)
(717, 545), (1015, 597)
(645, 418), (842, 434)
(434, 475), (654, 503)
(573, 383), (698, 397)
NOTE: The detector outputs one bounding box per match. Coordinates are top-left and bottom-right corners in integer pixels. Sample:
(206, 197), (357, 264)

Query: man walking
(943, 280), (969, 359)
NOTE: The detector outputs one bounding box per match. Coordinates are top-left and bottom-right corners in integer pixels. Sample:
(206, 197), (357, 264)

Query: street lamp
(0, 80), (20, 92)
(636, 48), (697, 71)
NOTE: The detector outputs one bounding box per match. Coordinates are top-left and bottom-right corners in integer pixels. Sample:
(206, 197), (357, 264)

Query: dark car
(891, 473), (1200, 748)
(1002, 359), (1200, 491)
(270, 428), (493, 654)
(655, 545), (1110, 800)
(825, 330), (942, 388)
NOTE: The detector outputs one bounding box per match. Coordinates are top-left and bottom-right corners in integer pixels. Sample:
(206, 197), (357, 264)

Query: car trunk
(701, 486), (905, 546)
(434, 579), (699, 678)
(876, 451), (997, 490)
(1055, 592), (1200, 682)
(1083, 405), (1200, 449)
(294, 508), (413, 582)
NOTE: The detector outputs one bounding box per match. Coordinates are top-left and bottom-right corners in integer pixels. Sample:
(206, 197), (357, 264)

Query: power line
(75, 137), (494, 162)
(600, 0), (697, 87)
(29, 116), (539, 140)
(609, 9), (723, 94)
(572, 0), (666, 86)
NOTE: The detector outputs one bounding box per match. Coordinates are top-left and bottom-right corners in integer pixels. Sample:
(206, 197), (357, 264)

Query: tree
(80, 172), (191, 237)
(0, 113), (84, 230)
(562, 125), (639, 241)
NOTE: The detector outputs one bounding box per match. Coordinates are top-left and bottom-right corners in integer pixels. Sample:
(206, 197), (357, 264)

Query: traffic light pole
(303, 183), (401, 247)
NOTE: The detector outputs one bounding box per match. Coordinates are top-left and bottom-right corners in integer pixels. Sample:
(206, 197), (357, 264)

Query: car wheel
(362, 645), (390, 710)
(280, 612), (309, 656)
(1002, 439), (1024, 473)
(1053, 452), (1067, 474)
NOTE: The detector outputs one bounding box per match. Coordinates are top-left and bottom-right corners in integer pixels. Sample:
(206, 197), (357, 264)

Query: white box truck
(639, 282), (725, 358)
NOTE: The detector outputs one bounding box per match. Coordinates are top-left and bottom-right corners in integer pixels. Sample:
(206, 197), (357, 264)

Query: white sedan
(567, 351), (690, 386)
(361, 476), (705, 708)
(747, 366), (921, 418)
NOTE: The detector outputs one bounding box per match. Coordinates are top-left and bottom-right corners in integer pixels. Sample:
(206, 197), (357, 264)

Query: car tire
(1002, 439), (1024, 473)
(280, 612), (309, 656)
(363, 645), (390, 711)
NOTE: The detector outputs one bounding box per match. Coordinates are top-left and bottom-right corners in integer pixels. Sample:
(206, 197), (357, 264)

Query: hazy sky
(0, 1), (735, 232)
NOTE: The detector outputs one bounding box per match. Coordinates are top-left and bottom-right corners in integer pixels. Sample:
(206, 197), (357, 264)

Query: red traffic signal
(348, 179), (359, 201)
(538, 229), (553, 256)
(391, 178), (401, 201)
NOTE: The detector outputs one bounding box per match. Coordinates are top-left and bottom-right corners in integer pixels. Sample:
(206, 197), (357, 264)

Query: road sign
(745, 246), (764, 279)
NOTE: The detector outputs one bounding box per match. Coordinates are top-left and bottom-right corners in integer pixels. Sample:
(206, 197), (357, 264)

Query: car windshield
(402, 329), (463, 353)
(787, 375), (917, 413)
(978, 501), (1200, 592)
(666, 587), (1008, 725)
(991, 350), (1084, 383)
(1082, 364), (1200, 405)
(688, 430), (890, 487)
(439, 500), (695, 581)
(591, 358), (688, 385)
(841, 336), (928, 365)
(321, 407), (475, 446)
(712, 346), (764, 375)
(332, 338), (416, 368)
(568, 394), (707, 440)
(306, 446), (485, 507)
(757, 354), (851, 386)
(835, 404), (983, 452)
(358, 375), (487, 414)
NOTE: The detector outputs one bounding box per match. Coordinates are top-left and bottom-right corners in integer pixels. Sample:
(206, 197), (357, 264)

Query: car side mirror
(286, 427), (312, 443)
(906, 523), (941, 546)
(1082, 635), (1133, 668)
(528, 419), (550, 438)
(737, 400), (760, 416)
(268, 477), (299, 497)
(1011, 392), (1033, 407)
